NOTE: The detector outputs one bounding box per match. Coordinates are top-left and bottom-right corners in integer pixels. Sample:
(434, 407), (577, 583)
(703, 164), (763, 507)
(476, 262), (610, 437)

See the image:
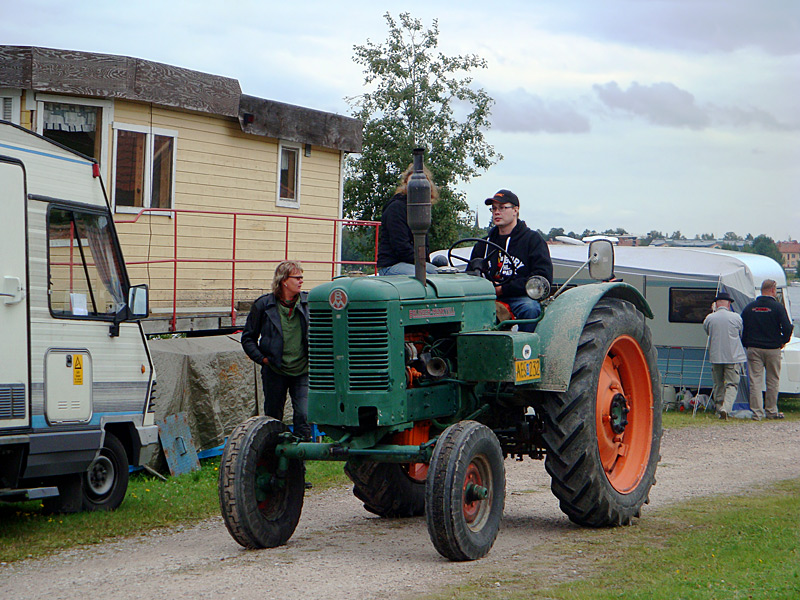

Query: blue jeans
(261, 368), (311, 439)
(502, 296), (542, 333)
(378, 262), (437, 276)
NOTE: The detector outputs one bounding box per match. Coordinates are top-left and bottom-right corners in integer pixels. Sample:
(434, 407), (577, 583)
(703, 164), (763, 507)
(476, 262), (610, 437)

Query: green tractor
(219, 150), (662, 561)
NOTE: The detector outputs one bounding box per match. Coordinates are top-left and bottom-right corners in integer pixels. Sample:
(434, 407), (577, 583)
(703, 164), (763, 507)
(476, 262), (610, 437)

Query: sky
(3, 0), (798, 242)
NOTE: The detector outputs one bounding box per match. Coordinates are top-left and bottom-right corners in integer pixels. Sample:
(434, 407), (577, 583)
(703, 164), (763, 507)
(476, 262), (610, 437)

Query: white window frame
(0, 89), (21, 124)
(276, 141), (301, 209)
(34, 94), (114, 166)
(111, 122), (178, 216)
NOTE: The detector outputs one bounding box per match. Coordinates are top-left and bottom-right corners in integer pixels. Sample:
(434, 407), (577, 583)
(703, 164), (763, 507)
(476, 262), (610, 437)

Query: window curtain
(44, 103), (97, 132)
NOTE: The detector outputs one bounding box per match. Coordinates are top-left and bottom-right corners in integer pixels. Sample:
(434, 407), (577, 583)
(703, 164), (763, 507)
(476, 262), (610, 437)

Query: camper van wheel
(82, 432), (129, 511)
(41, 474), (83, 514)
(344, 460), (426, 517)
(541, 298), (662, 527)
(425, 421), (505, 561)
(218, 417), (305, 549)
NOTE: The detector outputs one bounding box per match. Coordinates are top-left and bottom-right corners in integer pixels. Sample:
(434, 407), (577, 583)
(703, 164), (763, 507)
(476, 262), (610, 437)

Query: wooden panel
(1, 46), (241, 117)
(240, 94), (362, 153)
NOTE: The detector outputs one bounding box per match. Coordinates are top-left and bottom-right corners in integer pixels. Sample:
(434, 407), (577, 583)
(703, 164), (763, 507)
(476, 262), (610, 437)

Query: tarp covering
(148, 334), (259, 458)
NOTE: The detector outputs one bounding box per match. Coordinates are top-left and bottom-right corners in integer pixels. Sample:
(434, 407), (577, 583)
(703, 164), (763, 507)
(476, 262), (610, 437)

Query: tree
(723, 231), (740, 241)
(699, 232), (715, 240)
(670, 231), (685, 240)
(344, 12), (500, 253)
(742, 234), (784, 265)
(546, 227), (565, 241)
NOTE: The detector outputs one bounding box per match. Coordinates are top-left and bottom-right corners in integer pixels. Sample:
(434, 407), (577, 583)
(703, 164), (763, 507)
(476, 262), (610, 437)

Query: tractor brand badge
(522, 344), (532, 359)
(328, 289), (348, 310)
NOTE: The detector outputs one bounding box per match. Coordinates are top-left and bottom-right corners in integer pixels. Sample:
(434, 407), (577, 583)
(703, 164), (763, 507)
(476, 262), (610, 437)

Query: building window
(0, 89), (21, 125)
(112, 123), (177, 213)
(34, 95), (113, 165)
(276, 142), (301, 208)
(668, 288), (716, 323)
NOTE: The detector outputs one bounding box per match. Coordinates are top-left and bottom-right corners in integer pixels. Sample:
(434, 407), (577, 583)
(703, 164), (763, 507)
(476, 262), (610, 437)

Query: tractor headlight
(525, 276), (551, 301)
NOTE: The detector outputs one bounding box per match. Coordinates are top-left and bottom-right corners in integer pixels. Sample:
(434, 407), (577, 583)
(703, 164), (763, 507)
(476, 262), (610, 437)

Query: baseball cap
(484, 189), (519, 207)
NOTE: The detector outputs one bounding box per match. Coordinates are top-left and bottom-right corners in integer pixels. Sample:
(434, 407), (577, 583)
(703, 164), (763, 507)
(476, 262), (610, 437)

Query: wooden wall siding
(239, 93), (362, 153)
(0, 46), (241, 117)
(111, 100), (347, 311)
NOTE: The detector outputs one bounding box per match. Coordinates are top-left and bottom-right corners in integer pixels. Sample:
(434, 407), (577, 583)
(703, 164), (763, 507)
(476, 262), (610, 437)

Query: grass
(662, 393), (800, 429)
(0, 455), (348, 563)
(426, 478), (800, 600)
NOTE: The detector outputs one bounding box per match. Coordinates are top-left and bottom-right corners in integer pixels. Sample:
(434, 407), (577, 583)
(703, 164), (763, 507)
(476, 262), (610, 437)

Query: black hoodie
(469, 220), (553, 297)
(377, 193), (430, 268)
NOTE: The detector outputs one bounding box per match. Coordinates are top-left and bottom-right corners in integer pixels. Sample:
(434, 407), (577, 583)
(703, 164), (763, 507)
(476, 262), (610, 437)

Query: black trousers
(261, 367), (312, 439)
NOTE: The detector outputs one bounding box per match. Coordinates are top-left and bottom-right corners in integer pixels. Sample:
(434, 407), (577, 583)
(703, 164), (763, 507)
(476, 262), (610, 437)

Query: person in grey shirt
(702, 291), (747, 419)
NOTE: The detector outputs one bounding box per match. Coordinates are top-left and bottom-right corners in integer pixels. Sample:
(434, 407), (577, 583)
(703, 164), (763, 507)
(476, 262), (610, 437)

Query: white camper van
(0, 121), (157, 512)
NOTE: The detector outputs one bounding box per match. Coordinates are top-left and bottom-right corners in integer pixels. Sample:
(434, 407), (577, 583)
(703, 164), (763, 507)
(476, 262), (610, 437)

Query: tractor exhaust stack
(406, 148), (432, 286)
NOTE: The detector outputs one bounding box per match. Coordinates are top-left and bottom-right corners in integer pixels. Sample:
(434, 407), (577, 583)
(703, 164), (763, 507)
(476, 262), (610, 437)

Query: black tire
(344, 460), (426, 517)
(82, 431), (129, 511)
(218, 416), (304, 549)
(425, 421), (505, 561)
(541, 298), (662, 527)
(41, 473), (82, 514)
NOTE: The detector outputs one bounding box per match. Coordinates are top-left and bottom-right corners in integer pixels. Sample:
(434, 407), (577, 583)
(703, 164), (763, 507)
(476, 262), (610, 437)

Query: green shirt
(272, 300), (308, 376)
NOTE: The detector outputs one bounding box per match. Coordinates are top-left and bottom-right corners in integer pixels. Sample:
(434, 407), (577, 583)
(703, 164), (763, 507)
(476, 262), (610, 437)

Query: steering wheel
(447, 237), (517, 286)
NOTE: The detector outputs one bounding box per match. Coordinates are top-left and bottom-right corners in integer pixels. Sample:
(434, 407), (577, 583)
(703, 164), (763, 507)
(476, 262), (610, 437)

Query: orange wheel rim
(595, 335), (653, 493)
(403, 462), (428, 483)
(462, 462), (483, 523)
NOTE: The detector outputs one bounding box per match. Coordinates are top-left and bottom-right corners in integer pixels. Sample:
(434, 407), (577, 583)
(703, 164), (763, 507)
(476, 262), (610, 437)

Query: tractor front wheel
(542, 298), (662, 527)
(425, 421), (505, 561)
(218, 417), (304, 548)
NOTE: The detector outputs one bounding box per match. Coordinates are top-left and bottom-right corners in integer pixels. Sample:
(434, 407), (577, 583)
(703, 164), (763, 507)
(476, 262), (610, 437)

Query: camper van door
(0, 159), (30, 429)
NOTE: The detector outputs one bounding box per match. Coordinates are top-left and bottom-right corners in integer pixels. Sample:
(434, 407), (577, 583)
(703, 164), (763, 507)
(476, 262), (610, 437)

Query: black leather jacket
(241, 291), (309, 370)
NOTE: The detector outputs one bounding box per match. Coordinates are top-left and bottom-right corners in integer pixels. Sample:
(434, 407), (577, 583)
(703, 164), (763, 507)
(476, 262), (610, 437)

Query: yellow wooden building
(0, 45), (364, 333)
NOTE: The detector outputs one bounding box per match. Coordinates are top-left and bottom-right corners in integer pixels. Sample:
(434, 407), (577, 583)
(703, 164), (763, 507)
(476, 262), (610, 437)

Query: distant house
(778, 240), (800, 271)
(0, 46), (363, 332)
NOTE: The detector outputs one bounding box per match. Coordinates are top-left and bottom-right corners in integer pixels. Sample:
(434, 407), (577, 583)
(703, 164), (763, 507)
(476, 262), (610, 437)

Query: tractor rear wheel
(218, 416), (304, 548)
(541, 298), (662, 527)
(425, 421), (505, 561)
(344, 460), (426, 517)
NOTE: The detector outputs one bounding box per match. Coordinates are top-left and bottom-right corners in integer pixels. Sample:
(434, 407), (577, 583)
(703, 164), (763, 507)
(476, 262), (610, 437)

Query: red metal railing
(114, 208), (380, 331)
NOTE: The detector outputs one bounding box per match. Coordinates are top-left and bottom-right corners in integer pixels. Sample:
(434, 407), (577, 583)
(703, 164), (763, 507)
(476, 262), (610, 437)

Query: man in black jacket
(741, 279), (794, 420)
(241, 260), (312, 440)
(469, 189), (553, 332)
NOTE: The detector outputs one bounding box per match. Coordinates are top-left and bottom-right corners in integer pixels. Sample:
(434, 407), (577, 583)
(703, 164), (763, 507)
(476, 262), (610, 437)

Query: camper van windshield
(48, 207), (126, 318)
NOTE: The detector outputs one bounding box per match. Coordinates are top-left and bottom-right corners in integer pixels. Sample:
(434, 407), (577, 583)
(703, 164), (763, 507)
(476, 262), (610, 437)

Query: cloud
(490, 89), (591, 134)
(593, 81), (710, 129)
(594, 81), (799, 131)
(545, 1), (800, 56)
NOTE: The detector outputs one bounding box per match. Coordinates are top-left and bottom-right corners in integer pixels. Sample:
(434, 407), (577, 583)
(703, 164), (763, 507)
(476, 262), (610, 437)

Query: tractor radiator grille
(0, 384), (25, 420)
(309, 308), (391, 392)
(347, 309), (390, 391)
(309, 309), (335, 391)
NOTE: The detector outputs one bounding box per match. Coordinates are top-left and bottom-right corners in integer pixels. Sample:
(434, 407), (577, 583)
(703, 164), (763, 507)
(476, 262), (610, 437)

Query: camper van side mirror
(588, 239), (614, 281)
(128, 284), (149, 319)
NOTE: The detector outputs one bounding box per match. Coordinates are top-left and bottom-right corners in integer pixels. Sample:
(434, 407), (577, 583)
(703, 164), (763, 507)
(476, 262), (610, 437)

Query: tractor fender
(533, 282), (652, 392)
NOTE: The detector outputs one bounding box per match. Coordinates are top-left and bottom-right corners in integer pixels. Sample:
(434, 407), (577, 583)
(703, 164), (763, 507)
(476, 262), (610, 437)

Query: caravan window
(668, 288), (716, 323)
(48, 207), (127, 319)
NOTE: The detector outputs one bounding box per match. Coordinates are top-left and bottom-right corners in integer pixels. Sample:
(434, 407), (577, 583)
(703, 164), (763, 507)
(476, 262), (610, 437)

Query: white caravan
(0, 121), (157, 511)
(547, 244), (800, 396)
(435, 243), (799, 396)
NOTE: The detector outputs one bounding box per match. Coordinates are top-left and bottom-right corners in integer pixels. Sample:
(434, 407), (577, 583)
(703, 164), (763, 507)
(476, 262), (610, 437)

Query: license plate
(515, 358), (540, 382)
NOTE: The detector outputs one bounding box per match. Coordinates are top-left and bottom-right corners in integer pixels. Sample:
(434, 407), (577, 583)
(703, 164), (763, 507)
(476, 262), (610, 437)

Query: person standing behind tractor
(741, 279), (793, 420)
(376, 163), (439, 276)
(469, 189), (553, 333)
(241, 260), (313, 441)
(702, 291), (747, 420)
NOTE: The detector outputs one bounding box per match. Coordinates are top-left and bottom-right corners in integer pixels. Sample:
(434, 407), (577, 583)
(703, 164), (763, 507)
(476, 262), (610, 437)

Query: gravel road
(4, 420), (799, 600)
